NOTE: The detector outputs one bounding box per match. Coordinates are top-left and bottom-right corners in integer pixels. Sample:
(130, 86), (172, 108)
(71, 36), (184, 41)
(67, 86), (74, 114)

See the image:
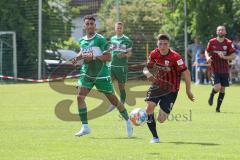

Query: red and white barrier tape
(0, 74), (80, 83)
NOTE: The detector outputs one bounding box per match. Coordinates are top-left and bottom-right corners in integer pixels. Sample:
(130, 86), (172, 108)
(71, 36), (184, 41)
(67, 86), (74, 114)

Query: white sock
(82, 124), (89, 128)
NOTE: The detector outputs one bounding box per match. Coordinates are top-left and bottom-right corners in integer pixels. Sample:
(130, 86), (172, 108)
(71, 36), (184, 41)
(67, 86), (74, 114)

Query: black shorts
(212, 73), (229, 87)
(145, 85), (178, 114)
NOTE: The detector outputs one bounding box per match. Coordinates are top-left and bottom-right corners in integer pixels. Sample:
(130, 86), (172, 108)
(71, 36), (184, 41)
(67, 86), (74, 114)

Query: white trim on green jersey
(79, 33), (110, 79)
(110, 34), (133, 67)
(82, 33), (97, 41)
(81, 46), (103, 57)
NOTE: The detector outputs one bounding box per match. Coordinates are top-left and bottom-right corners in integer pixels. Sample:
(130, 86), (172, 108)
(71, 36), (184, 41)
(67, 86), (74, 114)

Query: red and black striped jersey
(147, 48), (187, 92)
(206, 38), (236, 73)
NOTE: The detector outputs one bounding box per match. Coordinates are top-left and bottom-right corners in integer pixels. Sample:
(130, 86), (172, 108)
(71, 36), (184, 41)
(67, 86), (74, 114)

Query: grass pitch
(0, 80), (240, 160)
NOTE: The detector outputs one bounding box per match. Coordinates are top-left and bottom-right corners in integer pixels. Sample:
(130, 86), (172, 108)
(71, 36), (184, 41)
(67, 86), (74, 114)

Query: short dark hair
(83, 15), (96, 21)
(157, 34), (170, 41)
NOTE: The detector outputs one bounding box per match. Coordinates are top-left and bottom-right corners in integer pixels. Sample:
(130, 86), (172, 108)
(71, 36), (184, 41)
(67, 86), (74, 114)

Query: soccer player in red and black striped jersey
(205, 25), (236, 112)
(143, 34), (195, 143)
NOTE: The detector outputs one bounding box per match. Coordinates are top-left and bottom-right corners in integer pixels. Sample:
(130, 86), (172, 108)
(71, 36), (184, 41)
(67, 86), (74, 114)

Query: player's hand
(206, 56), (212, 63)
(72, 56), (81, 65)
(72, 57), (77, 64)
(82, 52), (93, 62)
(117, 53), (126, 59)
(147, 76), (157, 83)
(126, 48), (132, 52)
(218, 52), (226, 59)
(186, 90), (195, 102)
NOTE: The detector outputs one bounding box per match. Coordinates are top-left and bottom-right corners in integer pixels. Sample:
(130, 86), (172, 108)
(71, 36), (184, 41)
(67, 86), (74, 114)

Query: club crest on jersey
(165, 60), (170, 66)
(223, 46), (227, 50)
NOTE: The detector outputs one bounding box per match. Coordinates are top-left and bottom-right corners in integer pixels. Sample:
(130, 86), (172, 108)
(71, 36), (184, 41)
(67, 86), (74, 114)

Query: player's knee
(146, 106), (155, 114)
(157, 111), (168, 123)
(111, 97), (121, 107)
(118, 83), (125, 90)
(145, 101), (156, 114)
(77, 94), (86, 102)
(214, 85), (221, 92)
(220, 87), (225, 93)
(157, 116), (166, 123)
(115, 101), (123, 108)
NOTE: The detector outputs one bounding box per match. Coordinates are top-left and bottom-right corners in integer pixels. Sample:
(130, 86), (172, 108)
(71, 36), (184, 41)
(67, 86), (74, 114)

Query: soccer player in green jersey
(107, 22), (133, 112)
(72, 15), (133, 137)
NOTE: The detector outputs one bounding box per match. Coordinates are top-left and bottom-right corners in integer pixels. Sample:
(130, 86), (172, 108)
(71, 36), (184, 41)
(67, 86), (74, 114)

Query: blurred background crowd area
(0, 0), (240, 83)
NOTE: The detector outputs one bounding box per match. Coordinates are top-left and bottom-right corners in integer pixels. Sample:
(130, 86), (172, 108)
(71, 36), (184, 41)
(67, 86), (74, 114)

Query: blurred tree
(98, 0), (165, 62)
(160, 0), (240, 48)
(0, 0), (81, 78)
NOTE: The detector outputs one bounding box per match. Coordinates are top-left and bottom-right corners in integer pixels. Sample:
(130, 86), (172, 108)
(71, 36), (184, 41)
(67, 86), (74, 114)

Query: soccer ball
(129, 108), (148, 126)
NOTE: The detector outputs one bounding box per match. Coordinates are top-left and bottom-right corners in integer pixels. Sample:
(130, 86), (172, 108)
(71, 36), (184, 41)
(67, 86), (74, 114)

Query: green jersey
(110, 35), (133, 66)
(79, 33), (109, 79)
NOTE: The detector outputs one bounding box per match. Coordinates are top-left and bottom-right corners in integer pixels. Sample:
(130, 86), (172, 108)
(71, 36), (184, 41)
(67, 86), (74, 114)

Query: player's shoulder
(95, 33), (106, 40)
(78, 37), (85, 43)
(122, 34), (131, 40)
(150, 48), (159, 57)
(224, 38), (233, 44)
(169, 49), (182, 59)
(110, 35), (117, 39)
(208, 37), (217, 43)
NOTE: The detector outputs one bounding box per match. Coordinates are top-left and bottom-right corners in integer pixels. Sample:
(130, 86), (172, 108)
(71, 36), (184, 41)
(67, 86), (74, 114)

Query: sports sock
(147, 114), (158, 138)
(120, 89), (126, 104)
(217, 92), (225, 110)
(78, 108), (88, 124)
(119, 108), (129, 121)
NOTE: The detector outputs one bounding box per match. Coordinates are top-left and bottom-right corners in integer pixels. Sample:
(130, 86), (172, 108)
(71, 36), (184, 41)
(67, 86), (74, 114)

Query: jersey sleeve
(147, 51), (155, 68)
(174, 54), (187, 72)
(78, 38), (83, 49)
(100, 37), (108, 53)
(206, 41), (212, 53)
(227, 41), (236, 55)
